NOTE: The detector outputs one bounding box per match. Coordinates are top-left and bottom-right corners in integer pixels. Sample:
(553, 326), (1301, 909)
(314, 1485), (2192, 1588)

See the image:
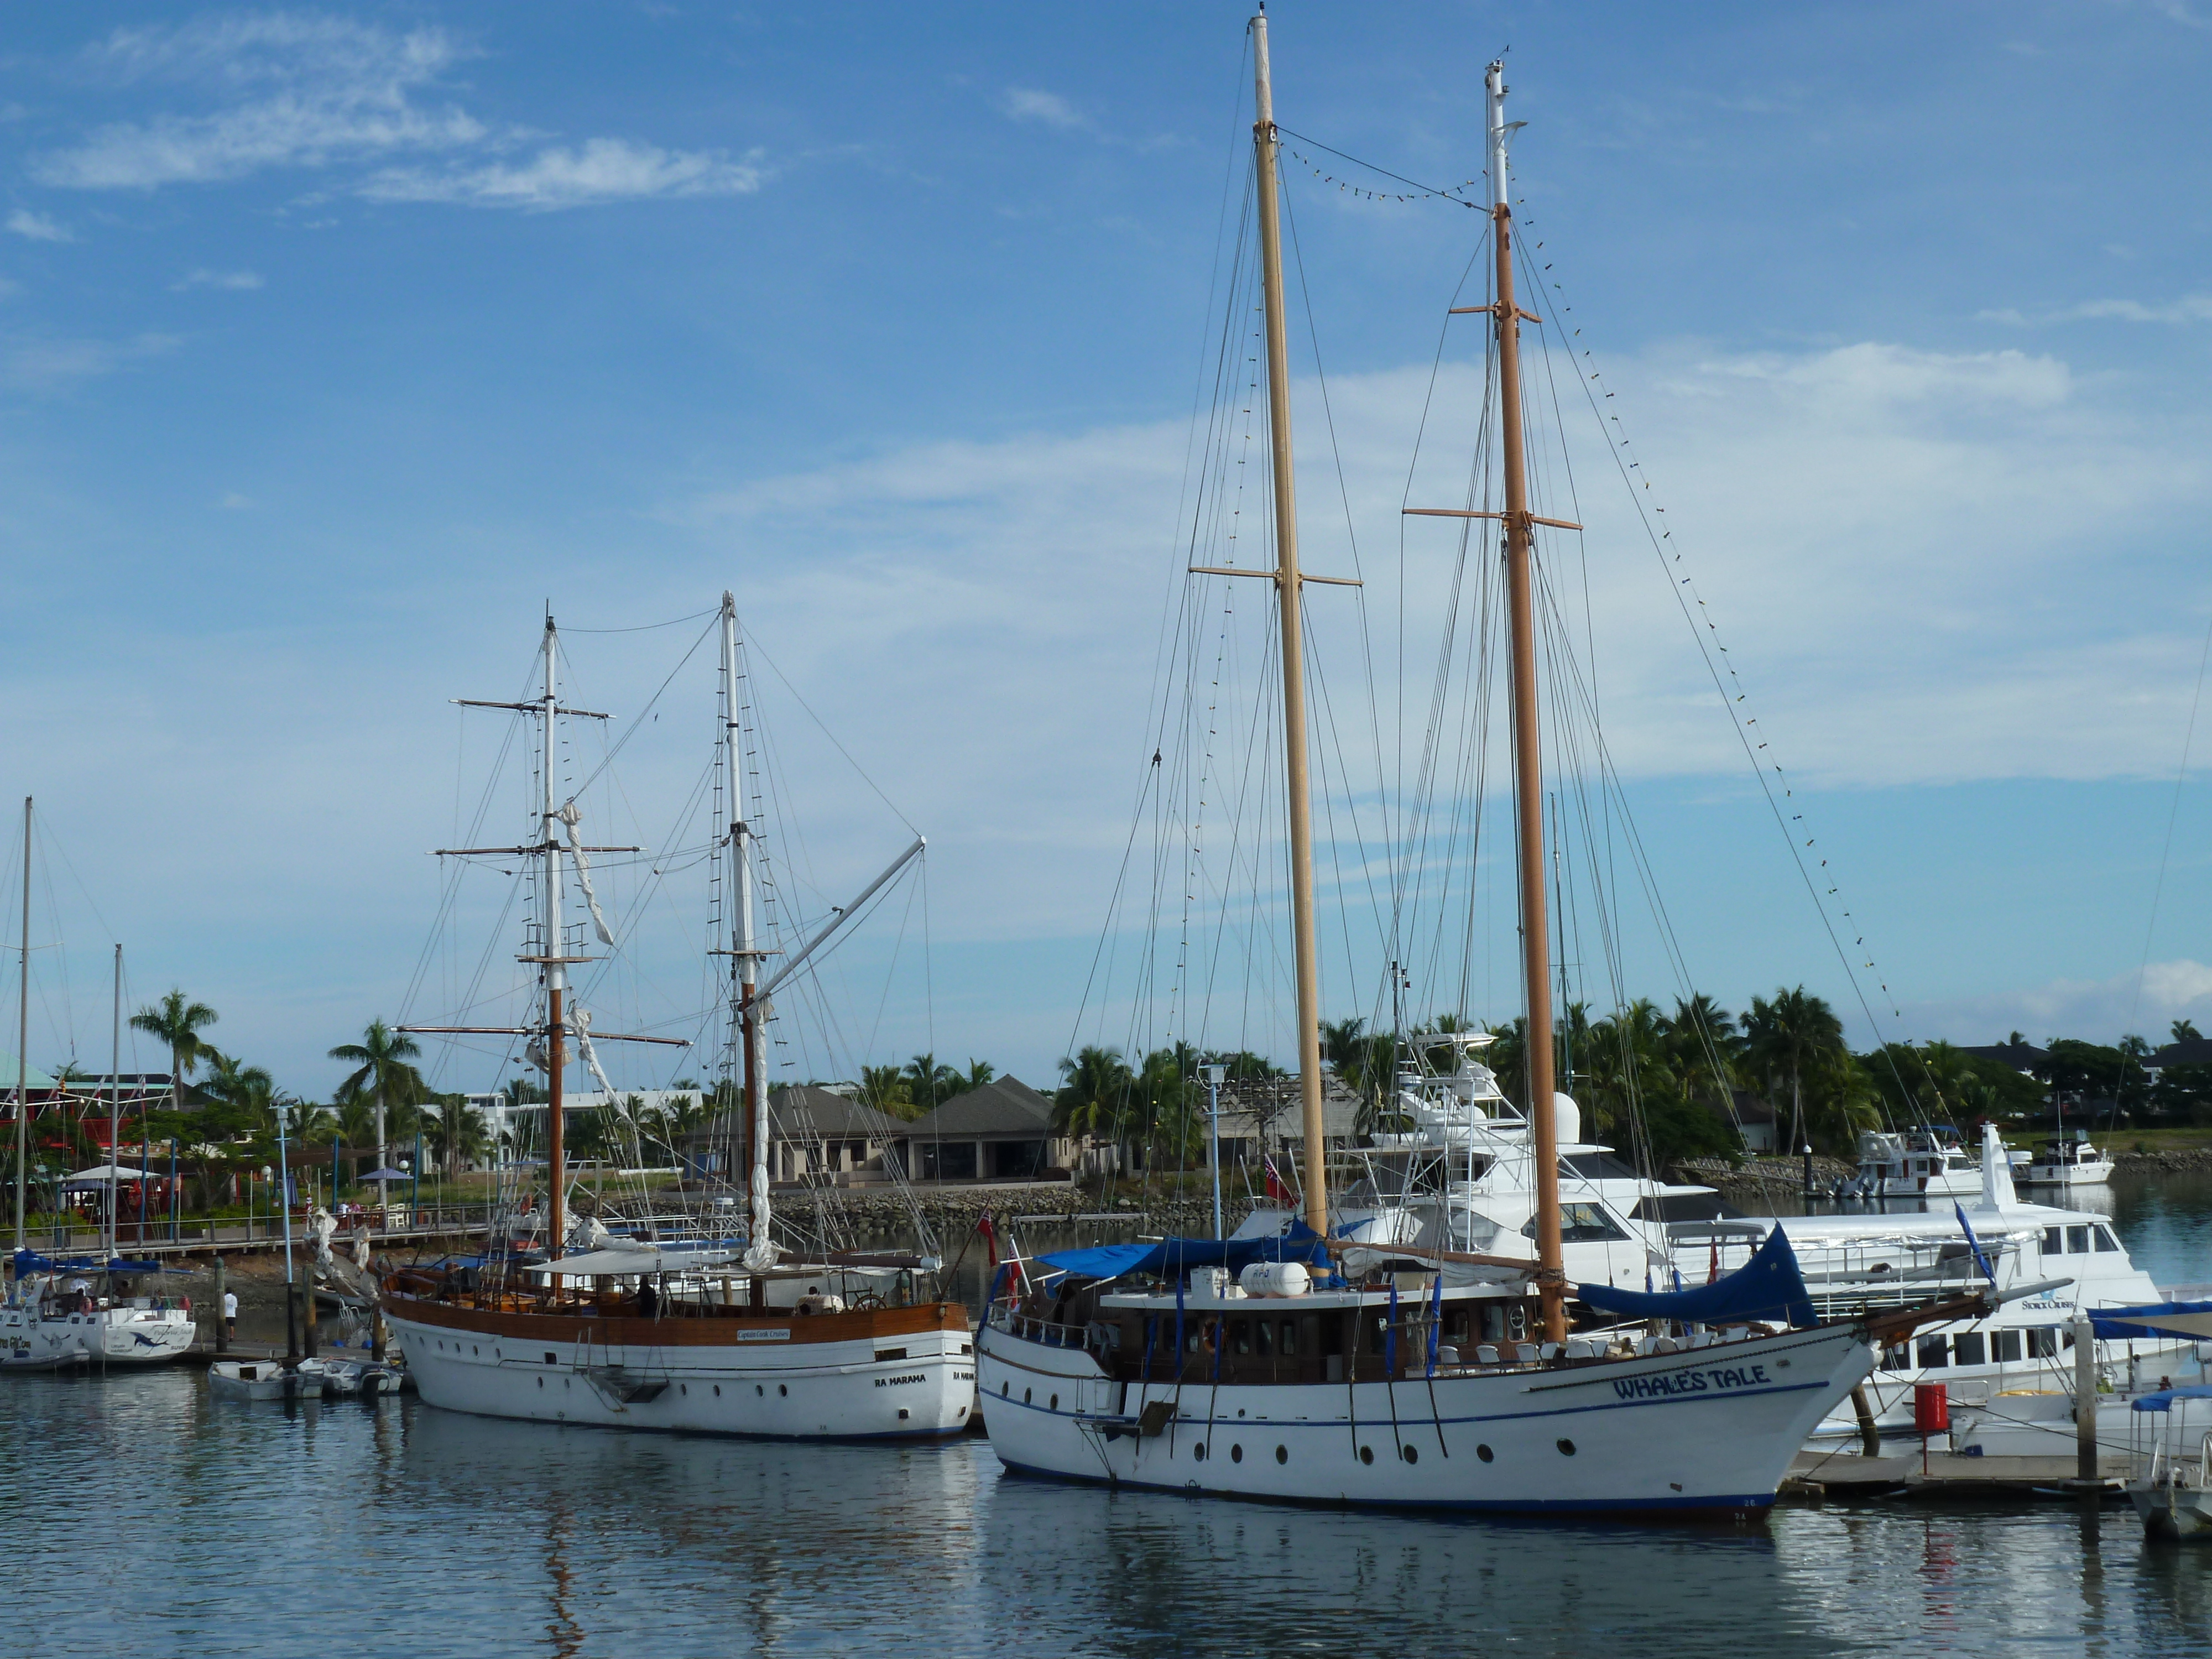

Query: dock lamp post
(1202, 1065), (1228, 1241)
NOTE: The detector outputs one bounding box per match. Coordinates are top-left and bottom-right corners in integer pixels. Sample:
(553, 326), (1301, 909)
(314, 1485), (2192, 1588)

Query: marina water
(6, 1174), (2209, 1657)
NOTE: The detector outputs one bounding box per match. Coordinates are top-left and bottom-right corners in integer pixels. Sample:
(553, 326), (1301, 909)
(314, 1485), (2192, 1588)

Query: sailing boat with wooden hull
(977, 17), (1974, 1516)
(382, 602), (974, 1441)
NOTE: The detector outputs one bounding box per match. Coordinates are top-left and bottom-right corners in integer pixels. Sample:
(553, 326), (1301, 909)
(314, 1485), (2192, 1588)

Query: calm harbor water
(3, 1173), (2208, 1657)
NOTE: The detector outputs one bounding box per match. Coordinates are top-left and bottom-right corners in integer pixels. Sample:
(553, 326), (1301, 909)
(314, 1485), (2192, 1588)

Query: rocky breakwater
(1671, 1155), (1856, 1213)
(2111, 1145), (2212, 1175)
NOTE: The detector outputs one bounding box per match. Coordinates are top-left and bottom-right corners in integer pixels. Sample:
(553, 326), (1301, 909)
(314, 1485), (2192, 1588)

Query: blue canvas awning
(11, 1250), (165, 1277)
(2089, 1301), (2212, 1343)
(1574, 1227), (1818, 1329)
(2131, 1385), (2212, 1412)
(1037, 1223), (1332, 1283)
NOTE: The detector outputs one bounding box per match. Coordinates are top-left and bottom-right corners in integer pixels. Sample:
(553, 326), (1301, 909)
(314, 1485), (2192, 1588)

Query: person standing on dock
(223, 1288), (237, 1341)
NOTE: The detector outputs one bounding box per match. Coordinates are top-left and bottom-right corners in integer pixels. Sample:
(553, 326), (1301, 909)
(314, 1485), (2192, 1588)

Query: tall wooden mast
(1486, 60), (1567, 1342)
(1250, 9), (1330, 1237)
(539, 616), (567, 1264)
(12, 795), (28, 1251)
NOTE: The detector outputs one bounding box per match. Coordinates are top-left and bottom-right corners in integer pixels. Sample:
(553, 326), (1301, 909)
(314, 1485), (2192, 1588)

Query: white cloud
(29, 12), (763, 213)
(173, 268), (264, 290)
(1001, 87), (1088, 132)
(5, 208), (72, 242)
(361, 139), (763, 210)
(3, 331), (178, 388)
(1901, 960), (2212, 1046)
(1980, 293), (2212, 326)
(33, 14), (483, 189)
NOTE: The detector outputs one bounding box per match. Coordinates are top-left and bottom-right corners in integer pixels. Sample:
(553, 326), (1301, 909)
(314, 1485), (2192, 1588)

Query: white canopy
(536, 1246), (739, 1279)
(62, 1164), (152, 1186)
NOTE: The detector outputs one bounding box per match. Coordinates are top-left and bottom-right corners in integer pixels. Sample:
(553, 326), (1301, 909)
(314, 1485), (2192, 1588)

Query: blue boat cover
(1037, 1222), (1332, 1283)
(11, 1250), (165, 1276)
(2090, 1301), (2212, 1343)
(1574, 1227), (1817, 1329)
(2131, 1386), (2212, 1412)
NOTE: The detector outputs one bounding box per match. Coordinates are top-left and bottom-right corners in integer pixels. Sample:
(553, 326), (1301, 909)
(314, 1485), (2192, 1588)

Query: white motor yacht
(2018, 1131), (2115, 1189)
(1855, 1126), (1980, 1198)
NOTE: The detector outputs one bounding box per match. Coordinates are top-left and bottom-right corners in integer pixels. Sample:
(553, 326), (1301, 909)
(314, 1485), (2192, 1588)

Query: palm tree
(197, 1050), (279, 1140)
(2173, 1019), (2203, 1044)
(1054, 1046), (1133, 1140)
(902, 1053), (961, 1115)
(858, 1065), (916, 1119)
(130, 989), (218, 1113)
(328, 1019), (426, 1204)
(424, 1094), (491, 1181)
(1743, 987), (1869, 1154)
(283, 1099), (336, 1142)
(959, 1058), (997, 1094)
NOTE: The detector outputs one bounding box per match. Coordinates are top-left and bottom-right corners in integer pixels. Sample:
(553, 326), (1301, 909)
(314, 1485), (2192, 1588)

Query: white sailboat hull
(1, 1305), (196, 1370)
(385, 1301), (976, 1441)
(977, 1317), (1875, 1516)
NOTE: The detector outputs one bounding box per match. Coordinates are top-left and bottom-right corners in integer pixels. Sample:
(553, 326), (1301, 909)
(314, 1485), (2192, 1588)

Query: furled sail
(1574, 1227), (1818, 1329)
(557, 800), (617, 946)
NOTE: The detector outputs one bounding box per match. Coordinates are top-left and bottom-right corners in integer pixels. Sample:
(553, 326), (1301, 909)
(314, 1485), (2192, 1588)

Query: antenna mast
(539, 616), (568, 1264)
(1250, 9), (1330, 1237)
(722, 594), (771, 1273)
(13, 795), (28, 1252)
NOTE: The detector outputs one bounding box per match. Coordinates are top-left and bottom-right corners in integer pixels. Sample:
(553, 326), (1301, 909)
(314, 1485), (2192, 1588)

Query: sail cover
(1037, 1223), (1331, 1283)
(11, 1250), (165, 1276)
(2090, 1301), (2212, 1342)
(1574, 1227), (1818, 1329)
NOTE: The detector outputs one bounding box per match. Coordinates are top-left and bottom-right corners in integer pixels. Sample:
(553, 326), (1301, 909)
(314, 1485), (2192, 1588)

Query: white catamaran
(381, 601), (974, 1439)
(976, 20), (1987, 1516)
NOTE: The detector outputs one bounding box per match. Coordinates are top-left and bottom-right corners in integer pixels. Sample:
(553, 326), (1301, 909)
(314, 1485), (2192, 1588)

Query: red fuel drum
(1913, 1381), (1950, 1434)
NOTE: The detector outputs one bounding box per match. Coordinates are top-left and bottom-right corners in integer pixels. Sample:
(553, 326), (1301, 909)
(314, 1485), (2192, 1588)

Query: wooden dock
(1786, 1447), (2127, 1499)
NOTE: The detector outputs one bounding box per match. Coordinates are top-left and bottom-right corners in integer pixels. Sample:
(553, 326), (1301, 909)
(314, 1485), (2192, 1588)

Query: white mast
(1249, 9), (1330, 1238)
(540, 613), (569, 1261)
(722, 594), (771, 1270)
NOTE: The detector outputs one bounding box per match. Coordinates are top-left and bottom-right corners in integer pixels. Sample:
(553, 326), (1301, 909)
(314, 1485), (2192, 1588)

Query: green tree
(2173, 1019), (2202, 1043)
(1743, 987), (1872, 1155)
(129, 989), (218, 1112)
(1053, 1045), (1134, 1140)
(858, 1065), (918, 1120)
(328, 1019), (427, 1196)
(423, 1094), (491, 1180)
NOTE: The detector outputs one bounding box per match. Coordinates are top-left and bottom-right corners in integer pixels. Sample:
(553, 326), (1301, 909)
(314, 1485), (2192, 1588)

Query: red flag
(1707, 1241), (1721, 1285)
(1262, 1157), (1292, 1207)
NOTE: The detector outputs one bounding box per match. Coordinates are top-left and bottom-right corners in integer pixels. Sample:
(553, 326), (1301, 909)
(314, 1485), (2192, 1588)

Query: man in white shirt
(222, 1289), (238, 1341)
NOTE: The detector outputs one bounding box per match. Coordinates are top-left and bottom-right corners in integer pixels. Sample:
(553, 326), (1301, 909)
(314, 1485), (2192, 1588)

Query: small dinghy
(2129, 1386), (2212, 1540)
(207, 1358), (325, 1401)
(320, 1358), (405, 1398)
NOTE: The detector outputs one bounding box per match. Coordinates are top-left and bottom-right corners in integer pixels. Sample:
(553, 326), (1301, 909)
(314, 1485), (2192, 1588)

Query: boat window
(1523, 1204), (1629, 1244)
(2028, 1328), (2059, 1359)
(1992, 1329), (2022, 1363)
(1231, 1318), (1251, 1357)
(1254, 1319), (1273, 1358)
(2042, 1227), (2063, 1256)
(1279, 1321), (1298, 1358)
(1881, 1344), (1910, 1372)
(2065, 1226), (2089, 1255)
(1917, 1335), (1948, 1369)
(2093, 1226), (2120, 1253)
(1952, 1332), (1986, 1367)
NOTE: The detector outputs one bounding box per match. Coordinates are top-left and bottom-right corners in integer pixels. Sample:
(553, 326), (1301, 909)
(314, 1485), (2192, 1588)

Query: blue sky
(2, 2), (2210, 1104)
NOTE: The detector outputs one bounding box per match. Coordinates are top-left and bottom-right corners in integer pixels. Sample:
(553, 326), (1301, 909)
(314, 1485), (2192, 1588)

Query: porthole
(471, 1345), (478, 1357)
(564, 1378), (571, 1390)
(714, 1385), (722, 1397)
(1477, 1444), (1494, 1463)
(1193, 1442), (1207, 1461)
(1024, 1388), (1032, 1405)
(1001, 1381), (1009, 1397)
(1275, 1445), (1287, 1465)
(779, 1384), (787, 1397)
(536, 1378), (544, 1389)
(757, 1385), (764, 1396)
(1359, 1444), (1375, 1465)
(1557, 1438), (1577, 1457)
(680, 1384), (688, 1396)
(1230, 1444), (1243, 1463)
(435, 1340), (443, 1351)
(1050, 1394), (1058, 1410)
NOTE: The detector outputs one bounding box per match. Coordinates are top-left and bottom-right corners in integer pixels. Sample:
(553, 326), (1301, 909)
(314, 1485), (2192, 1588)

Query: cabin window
(1525, 1204), (1629, 1244)
(1992, 1329), (2023, 1363)
(1231, 1318), (1252, 1357)
(2093, 1226), (2120, 1253)
(1917, 1335), (1948, 1369)
(2028, 1328), (2059, 1359)
(2065, 1226), (2090, 1255)
(1279, 1321), (1297, 1358)
(1254, 1319), (1274, 1358)
(1881, 1344), (1910, 1372)
(1322, 1316), (1345, 1358)
(2042, 1227), (2063, 1256)
(1952, 1332), (1986, 1367)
